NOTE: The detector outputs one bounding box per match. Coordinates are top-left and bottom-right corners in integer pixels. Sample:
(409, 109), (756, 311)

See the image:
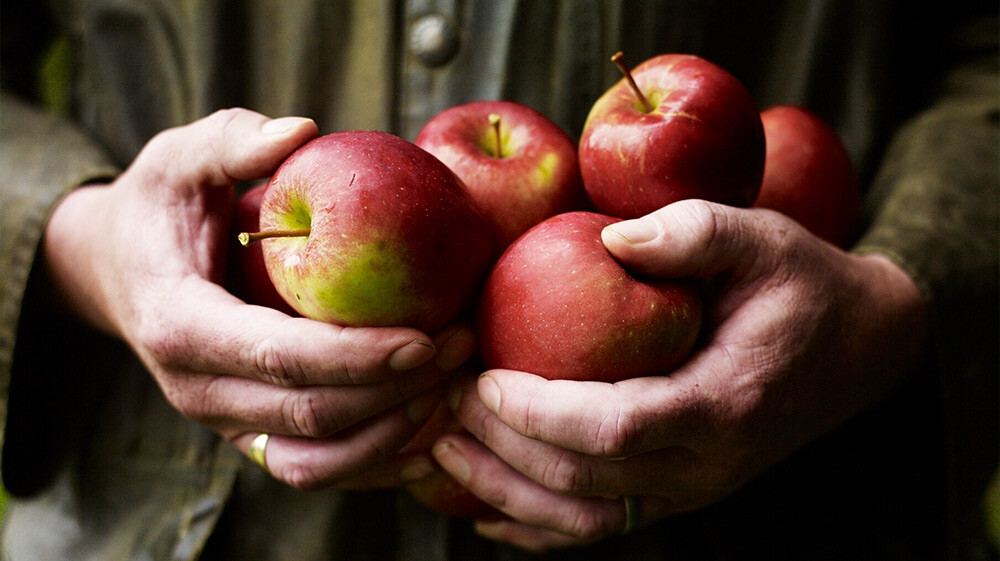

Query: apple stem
(238, 228), (311, 246)
(611, 51), (653, 113)
(488, 113), (503, 158)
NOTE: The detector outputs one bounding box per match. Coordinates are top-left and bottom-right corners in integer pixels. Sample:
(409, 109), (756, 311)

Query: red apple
(232, 183), (298, 315)
(406, 469), (500, 519)
(250, 130), (493, 332)
(399, 402), (500, 519)
(415, 100), (584, 252)
(579, 53), (765, 218)
(754, 105), (861, 248)
(476, 211), (702, 382)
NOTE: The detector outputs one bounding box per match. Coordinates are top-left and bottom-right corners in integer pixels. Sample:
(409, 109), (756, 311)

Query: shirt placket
(397, 0), (518, 141)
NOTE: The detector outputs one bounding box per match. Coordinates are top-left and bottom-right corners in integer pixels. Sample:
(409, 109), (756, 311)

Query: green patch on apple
(298, 239), (418, 326)
(276, 192), (313, 231)
(528, 152), (559, 191)
(246, 130), (493, 333)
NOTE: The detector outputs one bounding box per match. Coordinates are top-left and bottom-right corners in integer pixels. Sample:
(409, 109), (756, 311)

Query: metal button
(408, 13), (459, 67)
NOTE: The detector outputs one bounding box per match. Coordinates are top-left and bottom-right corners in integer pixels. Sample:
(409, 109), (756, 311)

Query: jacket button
(408, 13), (459, 67)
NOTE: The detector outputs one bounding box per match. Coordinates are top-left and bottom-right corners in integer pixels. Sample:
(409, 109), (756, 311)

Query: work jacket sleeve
(852, 12), (999, 555)
(0, 92), (119, 452)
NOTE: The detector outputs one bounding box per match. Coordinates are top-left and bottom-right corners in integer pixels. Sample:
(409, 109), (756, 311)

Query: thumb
(601, 199), (787, 279)
(134, 108), (318, 189)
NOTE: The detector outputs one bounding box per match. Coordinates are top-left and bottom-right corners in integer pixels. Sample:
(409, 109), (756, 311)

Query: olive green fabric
(0, 1), (997, 560)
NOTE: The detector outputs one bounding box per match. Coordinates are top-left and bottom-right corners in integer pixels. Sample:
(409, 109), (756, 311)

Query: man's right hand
(41, 108), (476, 490)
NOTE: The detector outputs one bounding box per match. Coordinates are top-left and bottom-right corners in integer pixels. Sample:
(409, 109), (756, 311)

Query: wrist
(42, 183), (119, 335)
(852, 251), (930, 387)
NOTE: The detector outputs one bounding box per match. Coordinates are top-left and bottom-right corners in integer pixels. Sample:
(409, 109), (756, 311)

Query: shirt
(1, 1), (997, 560)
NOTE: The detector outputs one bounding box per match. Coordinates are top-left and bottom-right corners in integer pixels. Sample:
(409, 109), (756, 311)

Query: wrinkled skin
(42, 109), (477, 490)
(432, 199), (927, 552)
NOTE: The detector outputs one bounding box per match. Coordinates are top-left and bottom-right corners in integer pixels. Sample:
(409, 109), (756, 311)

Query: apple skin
(415, 100), (584, 252)
(400, 402), (501, 519)
(754, 105), (861, 248)
(579, 54), (765, 218)
(232, 183), (299, 315)
(476, 211), (702, 382)
(259, 130), (493, 332)
(406, 469), (500, 519)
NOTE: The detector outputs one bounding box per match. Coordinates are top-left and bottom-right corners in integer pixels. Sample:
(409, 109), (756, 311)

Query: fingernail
(389, 340), (436, 371)
(407, 391), (441, 425)
(477, 374), (501, 413)
(446, 378), (464, 412)
(262, 116), (314, 136)
(436, 329), (477, 372)
(399, 455), (436, 482)
(433, 440), (471, 484)
(604, 218), (658, 245)
(472, 520), (505, 540)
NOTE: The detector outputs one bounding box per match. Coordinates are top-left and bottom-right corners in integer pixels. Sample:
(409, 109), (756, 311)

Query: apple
(400, 402), (500, 519)
(231, 183), (299, 315)
(246, 130), (493, 332)
(476, 211), (702, 382)
(406, 469), (499, 519)
(579, 52), (765, 218)
(754, 105), (861, 248)
(415, 100), (584, 252)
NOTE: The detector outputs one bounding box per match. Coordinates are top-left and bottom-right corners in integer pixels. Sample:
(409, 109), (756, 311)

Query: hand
(433, 199), (928, 551)
(42, 109), (476, 490)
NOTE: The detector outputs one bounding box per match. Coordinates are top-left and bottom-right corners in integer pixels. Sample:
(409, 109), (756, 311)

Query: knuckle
(277, 461), (326, 491)
(594, 401), (645, 458)
(676, 198), (724, 253)
(540, 452), (595, 496)
(206, 107), (246, 125)
(142, 126), (181, 158)
(518, 391), (550, 438)
(280, 391), (338, 438)
(249, 336), (304, 387)
(142, 108), (251, 187)
(563, 508), (613, 540)
(333, 327), (390, 383)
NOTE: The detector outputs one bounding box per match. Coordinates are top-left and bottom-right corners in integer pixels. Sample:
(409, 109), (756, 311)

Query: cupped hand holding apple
(398, 208), (701, 517)
(430, 200), (927, 550)
(42, 108), (480, 491)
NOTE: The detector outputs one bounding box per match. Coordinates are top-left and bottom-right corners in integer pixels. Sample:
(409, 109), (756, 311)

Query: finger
(432, 433), (625, 542)
(334, 453), (438, 490)
(231, 387), (441, 490)
(473, 519), (595, 553)
(137, 280), (475, 387)
(601, 199), (804, 279)
(164, 363), (446, 439)
(473, 492), (673, 552)
(453, 374), (709, 500)
(135, 108), (318, 191)
(471, 369), (709, 458)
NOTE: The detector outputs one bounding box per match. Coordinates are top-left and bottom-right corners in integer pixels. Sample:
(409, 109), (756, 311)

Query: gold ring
(248, 433), (270, 472)
(621, 495), (640, 535)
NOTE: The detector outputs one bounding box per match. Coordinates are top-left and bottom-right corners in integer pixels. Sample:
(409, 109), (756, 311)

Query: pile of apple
(233, 52), (860, 516)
